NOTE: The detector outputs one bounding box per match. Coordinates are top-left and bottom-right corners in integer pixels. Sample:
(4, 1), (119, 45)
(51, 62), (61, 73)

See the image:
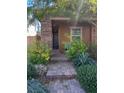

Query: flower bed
(27, 41), (51, 93)
(65, 41), (97, 93)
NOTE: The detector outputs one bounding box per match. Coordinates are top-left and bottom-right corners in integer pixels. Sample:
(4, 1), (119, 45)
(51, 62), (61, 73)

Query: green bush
(27, 79), (49, 93)
(65, 41), (87, 59)
(76, 64), (97, 93)
(87, 44), (97, 61)
(73, 52), (96, 67)
(27, 62), (38, 80)
(27, 41), (51, 64)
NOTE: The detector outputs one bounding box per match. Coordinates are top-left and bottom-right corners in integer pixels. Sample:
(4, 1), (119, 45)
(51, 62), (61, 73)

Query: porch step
(46, 62), (77, 81)
(51, 50), (69, 62)
(51, 57), (69, 62)
(46, 73), (76, 81)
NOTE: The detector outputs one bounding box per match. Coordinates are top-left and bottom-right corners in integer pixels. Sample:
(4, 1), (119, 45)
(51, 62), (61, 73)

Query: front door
(53, 26), (59, 49)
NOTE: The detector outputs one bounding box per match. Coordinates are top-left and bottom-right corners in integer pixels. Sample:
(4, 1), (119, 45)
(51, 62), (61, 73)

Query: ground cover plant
(27, 62), (38, 80)
(73, 52), (96, 68)
(76, 64), (97, 93)
(27, 79), (49, 93)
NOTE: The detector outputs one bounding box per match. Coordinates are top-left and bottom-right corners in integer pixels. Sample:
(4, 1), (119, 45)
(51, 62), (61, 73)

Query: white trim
(70, 27), (82, 42)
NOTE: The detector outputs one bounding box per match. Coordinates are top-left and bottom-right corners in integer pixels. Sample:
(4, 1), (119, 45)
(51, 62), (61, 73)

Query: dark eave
(50, 17), (71, 21)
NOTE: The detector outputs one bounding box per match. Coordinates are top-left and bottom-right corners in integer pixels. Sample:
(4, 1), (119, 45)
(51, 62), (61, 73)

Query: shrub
(27, 79), (49, 93)
(87, 44), (97, 61)
(27, 41), (51, 64)
(64, 42), (71, 50)
(73, 52), (96, 67)
(76, 64), (97, 93)
(65, 41), (87, 59)
(27, 62), (38, 80)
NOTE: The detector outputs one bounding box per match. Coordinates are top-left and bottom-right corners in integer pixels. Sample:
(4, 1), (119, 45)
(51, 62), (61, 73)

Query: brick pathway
(46, 50), (85, 93)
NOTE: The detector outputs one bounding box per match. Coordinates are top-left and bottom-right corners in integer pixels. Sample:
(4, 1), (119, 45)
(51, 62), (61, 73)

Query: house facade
(27, 17), (97, 52)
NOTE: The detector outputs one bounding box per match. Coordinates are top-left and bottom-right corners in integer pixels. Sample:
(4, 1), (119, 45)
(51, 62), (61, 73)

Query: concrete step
(51, 57), (69, 62)
(47, 79), (86, 93)
(46, 74), (76, 81)
(46, 62), (77, 80)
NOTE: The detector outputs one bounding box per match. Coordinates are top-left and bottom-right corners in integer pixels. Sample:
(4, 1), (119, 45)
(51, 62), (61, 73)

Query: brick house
(27, 17), (97, 52)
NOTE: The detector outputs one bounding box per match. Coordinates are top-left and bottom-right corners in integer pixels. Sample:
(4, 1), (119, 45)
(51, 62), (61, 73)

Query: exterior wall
(27, 20), (97, 52)
(27, 20), (52, 48)
(59, 23), (96, 52)
(91, 26), (97, 44)
(41, 20), (52, 49)
(59, 24), (70, 52)
(82, 25), (92, 44)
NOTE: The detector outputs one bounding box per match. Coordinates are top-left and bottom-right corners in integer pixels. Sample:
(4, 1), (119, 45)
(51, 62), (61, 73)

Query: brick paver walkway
(46, 50), (85, 93)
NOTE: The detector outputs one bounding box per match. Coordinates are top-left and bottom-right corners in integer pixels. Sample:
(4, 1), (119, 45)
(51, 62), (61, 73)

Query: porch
(40, 17), (97, 52)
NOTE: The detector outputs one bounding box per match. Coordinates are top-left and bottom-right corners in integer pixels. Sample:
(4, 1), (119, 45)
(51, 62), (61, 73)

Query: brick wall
(59, 23), (96, 52)
(91, 26), (97, 44)
(82, 25), (91, 44)
(41, 20), (52, 49)
(27, 20), (97, 51)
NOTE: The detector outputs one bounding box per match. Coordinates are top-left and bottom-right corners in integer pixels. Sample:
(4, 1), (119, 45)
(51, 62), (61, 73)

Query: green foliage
(27, 0), (97, 21)
(27, 79), (49, 93)
(64, 42), (71, 50)
(27, 41), (51, 64)
(65, 41), (97, 93)
(34, 9), (45, 21)
(87, 44), (97, 60)
(76, 64), (97, 93)
(65, 41), (87, 59)
(27, 0), (97, 33)
(27, 62), (38, 80)
(73, 52), (96, 67)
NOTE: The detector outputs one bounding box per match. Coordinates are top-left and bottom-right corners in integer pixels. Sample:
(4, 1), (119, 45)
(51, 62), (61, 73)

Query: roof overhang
(50, 16), (97, 26)
(50, 16), (96, 21)
(50, 17), (71, 21)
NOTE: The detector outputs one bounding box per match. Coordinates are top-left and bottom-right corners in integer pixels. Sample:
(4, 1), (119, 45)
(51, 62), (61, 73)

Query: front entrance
(52, 25), (59, 49)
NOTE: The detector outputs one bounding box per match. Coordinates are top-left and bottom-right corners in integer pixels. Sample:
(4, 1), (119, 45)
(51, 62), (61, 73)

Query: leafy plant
(65, 41), (87, 59)
(73, 52), (96, 67)
(27, 62), (38, 80)
(27, 79), (49, 93)
(76, 64), (97, 93)
(64, 42), (71, 50)
(27, 41), (51, 64)
(27, 0), (96, 21)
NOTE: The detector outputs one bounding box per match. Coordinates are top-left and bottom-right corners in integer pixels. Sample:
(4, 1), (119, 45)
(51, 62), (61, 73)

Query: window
(71, 27), (82, 41)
